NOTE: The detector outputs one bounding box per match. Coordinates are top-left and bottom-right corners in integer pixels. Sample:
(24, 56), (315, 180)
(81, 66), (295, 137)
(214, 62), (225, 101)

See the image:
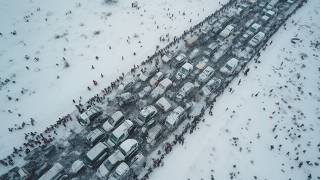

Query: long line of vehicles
(1, 0), (305, 179)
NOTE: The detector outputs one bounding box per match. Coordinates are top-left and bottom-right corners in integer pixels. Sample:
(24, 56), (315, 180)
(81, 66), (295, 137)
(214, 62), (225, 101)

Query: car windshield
(225, 64), (233, 71)
(108, 118), (115, 125)
(110, 134), (118, 144)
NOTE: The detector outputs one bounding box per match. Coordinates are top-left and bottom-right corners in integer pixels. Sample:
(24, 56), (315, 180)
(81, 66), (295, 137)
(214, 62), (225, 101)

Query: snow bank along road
(0, 0), (227, 161)
(150, 0), (320, 179)
(1, 0), (312, 179)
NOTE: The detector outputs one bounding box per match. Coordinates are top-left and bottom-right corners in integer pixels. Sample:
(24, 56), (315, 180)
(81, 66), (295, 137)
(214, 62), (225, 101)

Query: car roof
(119, 139), (138, 154)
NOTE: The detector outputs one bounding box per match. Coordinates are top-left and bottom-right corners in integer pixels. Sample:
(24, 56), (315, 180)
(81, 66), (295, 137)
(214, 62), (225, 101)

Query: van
(85, 142), (109, 168)
(219, 58), (239, 75)
(106, 120), (134, 148)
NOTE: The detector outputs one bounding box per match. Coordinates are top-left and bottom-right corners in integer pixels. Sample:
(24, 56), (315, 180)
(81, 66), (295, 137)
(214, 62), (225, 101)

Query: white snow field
(0, 0), (228, 162)
(149, 0), (320, 179)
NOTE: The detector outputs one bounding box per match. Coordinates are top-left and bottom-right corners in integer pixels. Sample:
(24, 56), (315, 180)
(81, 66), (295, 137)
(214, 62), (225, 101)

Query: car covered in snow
(175, 62), (193, 80)
(171, 53), (188, 68)
(106, 120), (134, 148)
(155, 97), (172, 112)
(219, 58), (239, 75)
(84, 142), (109, 168)
(197, 66), (215, 84)
(119, 139), (139, 158)
(188, 48), (201, 60)
(86, 128), (106, 146)
(136, 105), (158, 126)
(146, 123), (163, 145)
(108, 162), (130, 180)
(248, 31), (265, 47)
(176, 82), (195, 102)
(102, 111), (124, 132)
(149, 72), (164, 87)
(96, 150), (125, 179)
(129, 153), (146, 176)
(219, 24), (235, 39)
(201, 77), (222, 96)
(70, 160), (85, 175)
(139, 67), (157, 82)
(165, 106), (186, 130)
(242, 23), (261, 39)
(116, 92), (138, 106)
(38, 163), (64, 180)
(150, 78), (172, 99)
(138, 85), (152, 98)
(78, 106), (103, 126)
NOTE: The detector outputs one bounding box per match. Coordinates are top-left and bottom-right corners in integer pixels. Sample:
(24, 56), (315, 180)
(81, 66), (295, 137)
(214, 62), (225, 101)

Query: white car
(155, 97), (172, 112)
(70, 160), (85, 175)
(249, 31), (265, 47)
(96, 150), (125, 179)
(119, 139), (139, 158)
(102, 111), (124, 132)
(165, 106), (186, 130)
(150, 78), (172, 99)
(172, 53), (187, 68)
(87, 128), (105, 146)
(108, 162), (130, 180)
(176, 82), (195, 102)
(78, 106), (102, 126)
(219, 58), (239, 75)
(201, 77), (222, 96)
(138, 86), (152, 98)
(85, 142), (109, 168)
(175, 63), (193, 80)
(197, 66), (215, 84)
(137, 105), (158, 125)
(219, 24), (235, 38)
(149, 72), (164, 87)
(107, 120), (134, 148)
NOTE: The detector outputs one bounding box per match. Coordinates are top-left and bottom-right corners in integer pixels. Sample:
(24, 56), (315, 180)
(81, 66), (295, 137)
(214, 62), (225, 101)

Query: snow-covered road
(0, 0), (227, 160)
(150, 0), (320, 179)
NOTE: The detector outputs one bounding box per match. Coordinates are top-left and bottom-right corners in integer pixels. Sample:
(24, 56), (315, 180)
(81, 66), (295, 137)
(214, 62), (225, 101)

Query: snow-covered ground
(150, 0), (320, 179)
(0, 0), (227, 160)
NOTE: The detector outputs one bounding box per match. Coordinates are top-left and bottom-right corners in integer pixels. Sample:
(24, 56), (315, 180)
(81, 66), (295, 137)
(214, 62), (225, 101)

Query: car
(108, 162), (130, 180)
(106, 120), (134, 148)
(207, 42), (219, 53)
(171, 53), (187, 68)
(96, 150), (125, 179)
(102, 111), (124, 132)
(138, 86), (152, 98)
(146, 124), (163, 145)
(188, 48), (200, 60)
(219, 24), (235, 39)
(149, 72), (164, 87)
(176, 82), (195, 102)
(129, 153), (146, 176)
(119, 139), (139, 158)
(175, 62), (193, 80)
(185, 35), (199, 47)
(136, 105), (158, 126)
(155, 97), (172, 112)
(70, 160), (85, 175)
(38, 163), (64, 180)
(195, 57), (209, 72)
(116, 92), (138, 106)
(78, 106), (103, 126)
(242, 23), (261, 39)
(150, 78), (173, 99)
(84, 142), (109, 168)
(86, 128), (106, 146)
(139, 67), (157, 82)
(161, 54), (172, 64)
(165, 106), (186, 130)
(197, 66), (215, 84)
(201, 77), (222, 96)
(219, 58), (239, 75)
(249, 31), (265, 47)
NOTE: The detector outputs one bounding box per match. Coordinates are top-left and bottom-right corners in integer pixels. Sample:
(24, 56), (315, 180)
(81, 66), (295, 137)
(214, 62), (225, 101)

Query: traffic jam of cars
(1, 0), (305, 179)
